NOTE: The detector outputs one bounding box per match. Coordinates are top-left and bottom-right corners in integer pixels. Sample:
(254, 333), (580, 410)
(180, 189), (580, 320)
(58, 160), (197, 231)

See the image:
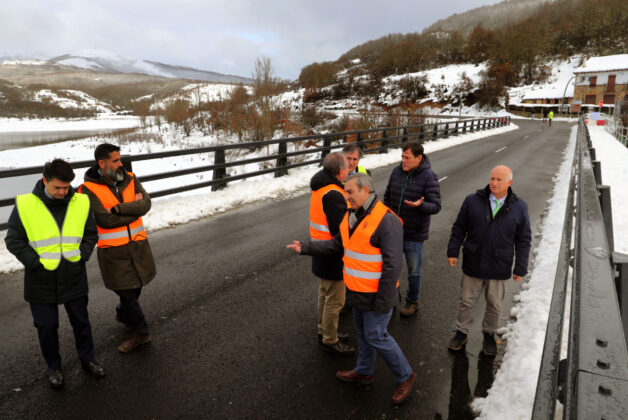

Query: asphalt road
(0, 119), (573, 419)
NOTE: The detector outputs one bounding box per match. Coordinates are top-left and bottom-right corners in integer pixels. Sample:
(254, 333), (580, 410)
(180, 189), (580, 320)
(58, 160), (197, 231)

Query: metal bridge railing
(532, 118), (628, 419)
(0, 116), (510, 230)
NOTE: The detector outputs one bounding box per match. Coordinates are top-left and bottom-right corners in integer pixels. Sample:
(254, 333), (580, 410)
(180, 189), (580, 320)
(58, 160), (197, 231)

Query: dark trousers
(115, 288), (149, 335)
(30, 295), (95, 371)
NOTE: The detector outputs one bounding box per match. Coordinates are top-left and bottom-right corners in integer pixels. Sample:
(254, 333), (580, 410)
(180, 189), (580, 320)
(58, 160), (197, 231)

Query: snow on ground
(508, 56), (582, 104)
(589, 125), (628, 254)
(471, 125), (577, 418)
(0, 115), (141, 133)
(151, 83), (253, 110)
(32, 89), (112, 113)
(0, 122), (518, 273)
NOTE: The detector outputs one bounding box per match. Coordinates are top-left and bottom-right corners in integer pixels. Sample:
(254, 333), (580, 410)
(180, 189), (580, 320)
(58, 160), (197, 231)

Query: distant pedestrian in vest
(342, 143), (371, 176)
(548, 110), (554, 126)
(287, 173), (416, 404)
(308, 152), (353, 356)
(383, 142), (441, 316)
(5, 159), (104, 389)
(79, 143), (156, 353)
(447, 165), (531, 356)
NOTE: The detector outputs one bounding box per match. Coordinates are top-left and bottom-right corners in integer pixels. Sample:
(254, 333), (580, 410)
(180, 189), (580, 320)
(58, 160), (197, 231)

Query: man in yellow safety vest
(5, 159), (104, 389)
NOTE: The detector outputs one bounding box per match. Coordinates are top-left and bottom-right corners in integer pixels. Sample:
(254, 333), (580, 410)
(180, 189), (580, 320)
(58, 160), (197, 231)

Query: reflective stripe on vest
(357, 166), (368, 174)
(340, 200), (399, 293)
(81, 173), (147, 248)
(309, 183), (346, 240)
(15, 192), (89, 271)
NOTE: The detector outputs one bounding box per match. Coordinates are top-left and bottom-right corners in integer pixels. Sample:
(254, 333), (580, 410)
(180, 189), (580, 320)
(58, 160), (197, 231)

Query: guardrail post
(454, 121), (459, 135)
(613, 252), (628, 348)
(432, 124), (438, 140)
(275, 141), (288, 178)
(597, 185), (614, 251)
(402, 127), (408, 144)
(443, 123), (449, 138)
(379, 130), (388, 154)
(462, 121), (467, 134)
(592, 160), (602, 185)
(418, 125), (424, 141)
(321, 135), (331, 160)
(589, 147), (596, 161)
(212, 149), (227, 191)
(356, 132), (363, 151)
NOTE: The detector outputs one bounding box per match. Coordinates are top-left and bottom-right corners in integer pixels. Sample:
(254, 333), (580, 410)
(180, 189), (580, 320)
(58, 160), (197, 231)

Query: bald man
(446, 166), (531, 356)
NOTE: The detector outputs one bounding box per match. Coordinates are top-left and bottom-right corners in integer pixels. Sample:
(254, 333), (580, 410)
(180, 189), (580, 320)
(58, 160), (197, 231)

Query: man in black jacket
(288, 173), (416, 404)
(384, 142), (441, 316)
(447, 165), (531, 356)
(5, 159), (104, 389)
(308, 152), (353, 355)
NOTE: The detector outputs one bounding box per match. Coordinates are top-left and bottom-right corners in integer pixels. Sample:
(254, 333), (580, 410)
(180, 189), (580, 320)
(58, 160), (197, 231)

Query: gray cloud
(1, 0), (501, 79)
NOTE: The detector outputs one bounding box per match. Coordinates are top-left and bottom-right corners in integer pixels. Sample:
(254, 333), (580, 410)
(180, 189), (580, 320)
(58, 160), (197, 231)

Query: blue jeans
(403, 240), (424, 303)
(353, 308), (413, 383)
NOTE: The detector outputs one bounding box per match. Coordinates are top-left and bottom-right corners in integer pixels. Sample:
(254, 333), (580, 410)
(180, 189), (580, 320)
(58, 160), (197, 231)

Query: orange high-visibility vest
(80, 173), (147, 248)
(309, 184), (346, 240)
(340, 201), (400, 293)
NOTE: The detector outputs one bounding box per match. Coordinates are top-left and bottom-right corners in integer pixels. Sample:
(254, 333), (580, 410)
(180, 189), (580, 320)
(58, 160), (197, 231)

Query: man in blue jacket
(447, 165), (531, 356)
(384, 142), (441, 316)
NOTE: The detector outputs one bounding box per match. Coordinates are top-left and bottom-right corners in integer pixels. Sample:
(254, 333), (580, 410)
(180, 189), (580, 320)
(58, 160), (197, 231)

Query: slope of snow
(151, 83), (253, 109)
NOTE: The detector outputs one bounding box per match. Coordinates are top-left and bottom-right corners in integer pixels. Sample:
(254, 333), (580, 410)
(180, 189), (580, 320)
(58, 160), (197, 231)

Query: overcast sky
(1, 0), (502, 80)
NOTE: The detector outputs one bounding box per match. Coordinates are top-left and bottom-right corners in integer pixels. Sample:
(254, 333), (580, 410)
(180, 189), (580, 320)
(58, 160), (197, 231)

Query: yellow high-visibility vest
(16, 192), (89, 271)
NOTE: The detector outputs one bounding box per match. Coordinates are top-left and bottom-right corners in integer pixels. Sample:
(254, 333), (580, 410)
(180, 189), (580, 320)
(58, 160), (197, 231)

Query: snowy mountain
(49, 49), (253, 84)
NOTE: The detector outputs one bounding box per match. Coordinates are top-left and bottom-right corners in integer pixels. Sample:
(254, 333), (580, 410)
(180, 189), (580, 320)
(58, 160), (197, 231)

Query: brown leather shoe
(118, 333), (152, 353)
(392, 371), (416, 404)
(336, 370), (374, 385)
(400, 302), (418, 317)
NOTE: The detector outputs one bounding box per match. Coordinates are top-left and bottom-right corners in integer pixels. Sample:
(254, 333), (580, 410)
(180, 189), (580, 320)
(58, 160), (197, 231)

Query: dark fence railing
(0, 116), (510, 230)
(532, 119), (628, 419)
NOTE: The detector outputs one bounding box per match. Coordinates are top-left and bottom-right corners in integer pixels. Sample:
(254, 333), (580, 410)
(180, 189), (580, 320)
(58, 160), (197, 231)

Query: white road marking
(495, 146), (507, 153)
(523, 135), (529, 139)
(438, 176), (448, 182)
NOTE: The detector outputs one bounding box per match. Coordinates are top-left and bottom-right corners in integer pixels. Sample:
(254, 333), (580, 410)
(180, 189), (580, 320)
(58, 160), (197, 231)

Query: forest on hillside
(298, 0), (627, 106)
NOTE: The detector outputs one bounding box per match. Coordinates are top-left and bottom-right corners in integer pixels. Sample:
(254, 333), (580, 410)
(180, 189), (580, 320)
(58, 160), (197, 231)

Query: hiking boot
(448, 330), (468, 351)
(118, 333), (152, 353)
(321, 340), (354, 356)
(400, 302), (418, 317)
(482, 332), (497, 356)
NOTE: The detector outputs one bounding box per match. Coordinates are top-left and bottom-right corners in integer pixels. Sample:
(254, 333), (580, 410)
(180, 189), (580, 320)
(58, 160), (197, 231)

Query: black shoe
(82, 361), (106, 378)
(321, 340), (355, 356)
(48, 369), (64, 389)
(482, 332), (497, 356)
(448, 330), (468, 351)
(318, 331), (350, 343)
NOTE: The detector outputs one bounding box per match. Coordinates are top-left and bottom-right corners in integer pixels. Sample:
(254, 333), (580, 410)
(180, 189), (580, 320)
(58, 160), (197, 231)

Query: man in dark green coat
(5, 159), (104, 388)
(80, 143), (156, 353)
